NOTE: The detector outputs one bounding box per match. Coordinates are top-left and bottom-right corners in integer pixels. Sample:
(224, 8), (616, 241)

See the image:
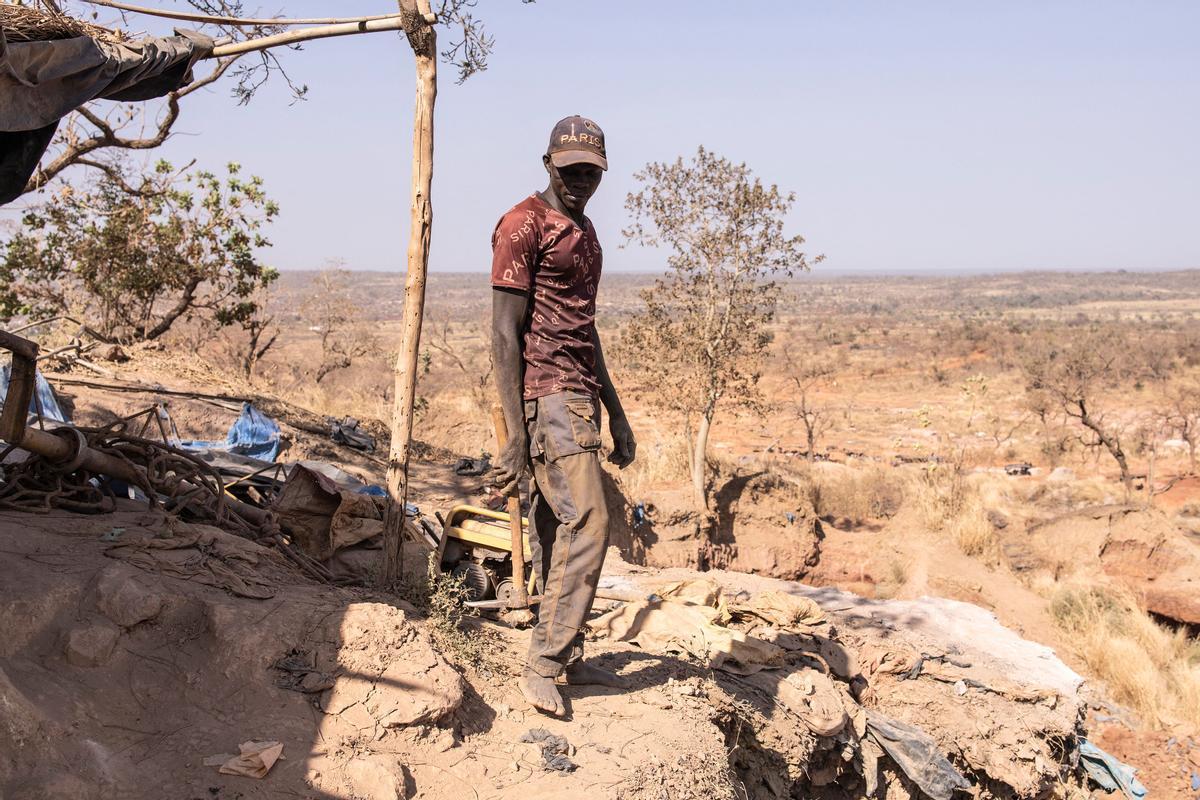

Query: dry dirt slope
(0, 500), (1101, 800)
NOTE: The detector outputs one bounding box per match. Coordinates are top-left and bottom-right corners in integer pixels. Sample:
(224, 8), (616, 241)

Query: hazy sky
(32, 1), (1200, 273)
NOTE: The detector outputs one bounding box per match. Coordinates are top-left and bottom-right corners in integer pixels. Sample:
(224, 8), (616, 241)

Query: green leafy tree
(621, 146), (821, 561)
(1, 160), (279, 343)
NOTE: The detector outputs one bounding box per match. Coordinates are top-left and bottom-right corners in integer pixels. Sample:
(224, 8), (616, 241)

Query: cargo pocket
(564, 398), (601, 450)
(524, 400), (543, 458)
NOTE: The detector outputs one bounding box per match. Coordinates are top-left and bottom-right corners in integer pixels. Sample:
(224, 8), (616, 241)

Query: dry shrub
(911, 465), (1000, 560)
(1050, 583), (1200, 727)
(620, 429), (693, 498)
(400, 554), (501, 676)
(802, 464), (904, 524)
(1024, 476), (1115, 514)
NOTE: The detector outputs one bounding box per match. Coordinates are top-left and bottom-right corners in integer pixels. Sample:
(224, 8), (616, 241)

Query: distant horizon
(271, 264), (1200, 279)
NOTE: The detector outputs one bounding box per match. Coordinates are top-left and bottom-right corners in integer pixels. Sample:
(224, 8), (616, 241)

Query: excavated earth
(0, 497), (1099, 800)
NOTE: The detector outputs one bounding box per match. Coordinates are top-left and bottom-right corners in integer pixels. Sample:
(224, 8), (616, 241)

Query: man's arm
(591, 326), (636, 468)
(490, 287), (531, 495)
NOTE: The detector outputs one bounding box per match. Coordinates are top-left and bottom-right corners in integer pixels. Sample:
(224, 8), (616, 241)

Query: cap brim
(550, 150), (608, 171)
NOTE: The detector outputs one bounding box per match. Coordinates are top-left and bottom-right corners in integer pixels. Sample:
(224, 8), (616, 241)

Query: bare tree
(426, 320), (494, 413)
(301, 267), (377, 383)
(237, 285), (278, 380)
(621, 147), (821, 562)
(1160, 379), (1200, 474)
(783, 346), (833, 463)
(1020, 330), (1139, 497)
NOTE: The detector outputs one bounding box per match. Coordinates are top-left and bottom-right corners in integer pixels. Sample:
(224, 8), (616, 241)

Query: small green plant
(402, 554), (501, 676)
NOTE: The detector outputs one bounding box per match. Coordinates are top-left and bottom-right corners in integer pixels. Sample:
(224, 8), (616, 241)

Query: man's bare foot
(520, 669), (565, 716)
(561, 661), (630, 688)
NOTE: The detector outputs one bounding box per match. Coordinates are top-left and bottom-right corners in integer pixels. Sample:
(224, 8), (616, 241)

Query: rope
(0, 424), (265, 538)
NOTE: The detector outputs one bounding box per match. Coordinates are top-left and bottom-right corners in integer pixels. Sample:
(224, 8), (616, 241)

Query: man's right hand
(490, 433), (529, 497)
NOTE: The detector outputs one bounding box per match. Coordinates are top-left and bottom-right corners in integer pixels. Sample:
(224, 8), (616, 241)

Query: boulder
(64, 620), (120, 667)
(95, 564), (163, 628)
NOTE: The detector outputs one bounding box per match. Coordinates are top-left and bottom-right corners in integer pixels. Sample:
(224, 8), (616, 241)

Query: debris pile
(595, 562), (1094, 799)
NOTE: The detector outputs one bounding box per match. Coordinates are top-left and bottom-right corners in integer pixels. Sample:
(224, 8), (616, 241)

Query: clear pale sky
(49, 2), (1200, 273)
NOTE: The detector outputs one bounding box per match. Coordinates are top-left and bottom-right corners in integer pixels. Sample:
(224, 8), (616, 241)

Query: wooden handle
(492, 405), (528, 608)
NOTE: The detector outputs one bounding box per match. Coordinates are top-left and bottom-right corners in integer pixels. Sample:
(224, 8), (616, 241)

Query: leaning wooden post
(381, 0), (438, 587)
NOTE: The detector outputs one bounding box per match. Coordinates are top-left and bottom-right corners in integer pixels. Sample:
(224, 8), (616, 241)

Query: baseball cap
(546, 115), (607, 171)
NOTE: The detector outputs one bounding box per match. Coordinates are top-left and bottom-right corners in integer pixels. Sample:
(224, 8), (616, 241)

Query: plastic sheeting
(180, 403), (280, 462)
(0, 363), (68, 424)
(865, 711), (971, 800)
(1079, 739), (1148, 800)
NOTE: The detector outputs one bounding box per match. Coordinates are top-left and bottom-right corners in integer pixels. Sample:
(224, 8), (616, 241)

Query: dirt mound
(0, 509), (464, 799)
(610, 472), (822, 581)
(0, 505), (1103, 800)
(1023, 506), (1200, 625)
(601, 556), (1087, 799)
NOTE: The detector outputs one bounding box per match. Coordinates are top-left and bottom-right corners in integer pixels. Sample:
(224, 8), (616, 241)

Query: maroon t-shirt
(491, 193), (603, 400)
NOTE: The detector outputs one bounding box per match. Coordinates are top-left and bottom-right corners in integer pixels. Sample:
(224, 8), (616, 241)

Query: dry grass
(1050, 582), (1200, 727)
(0, 3), (123, 43)
(798, 463), (905, 524)
(911, 466), (1000, 560)
(619, 429), (693, 498)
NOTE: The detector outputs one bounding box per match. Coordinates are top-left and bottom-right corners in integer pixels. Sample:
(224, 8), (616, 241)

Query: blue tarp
(1079, 739), (1148, 800)
(0, 363), (68, 424)
(180, 402), (280, 462)
(226, 403), (280, 461)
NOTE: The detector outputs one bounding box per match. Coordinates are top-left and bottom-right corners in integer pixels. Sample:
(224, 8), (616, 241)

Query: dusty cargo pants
(523, 391), (611, 678)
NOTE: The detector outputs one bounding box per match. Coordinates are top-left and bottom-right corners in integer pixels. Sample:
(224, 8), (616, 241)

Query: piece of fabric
(104, 526), (276, 599)
(589, 596), (788, 675)
(0, 28), (213, 132)
(865, 710), (971, 800)
(491, 193), (603, 400)
(271, 464), (385, 562)
(0, 363), (69, 423)
(204, 740), (284, 778)
(1079, 739), (1148, 800)
(328, 416), (376, 452)
(737, 590), (826, 628)
(657, 577), (727, 609)
(0, 121), (57, 205)
(454, 456), (490, 476)
(740, 667), (848, 736)
(524, 391), (610, 677)
(0, 27), (212, 205)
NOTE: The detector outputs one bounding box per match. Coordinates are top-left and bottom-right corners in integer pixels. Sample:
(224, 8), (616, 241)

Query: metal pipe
(1, 331), (267, 525)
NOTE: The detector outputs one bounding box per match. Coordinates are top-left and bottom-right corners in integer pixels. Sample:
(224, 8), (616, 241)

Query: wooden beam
(81, 0), (403, 27)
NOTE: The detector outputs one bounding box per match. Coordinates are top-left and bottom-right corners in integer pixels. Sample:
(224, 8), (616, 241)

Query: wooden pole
(491, 405), (528, 608)
(209, 17), (408, 59)
(81, 0), (404, 27)
(380, 0), (437, 587)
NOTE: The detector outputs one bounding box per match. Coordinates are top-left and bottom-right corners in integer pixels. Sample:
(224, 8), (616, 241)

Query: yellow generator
(436, 504), (537, 607)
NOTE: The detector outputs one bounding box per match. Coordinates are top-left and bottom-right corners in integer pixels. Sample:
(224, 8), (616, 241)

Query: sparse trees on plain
(621, 147), (821, 561)
(1160, 379), (1200, 474)
(301, 267), (378, 383)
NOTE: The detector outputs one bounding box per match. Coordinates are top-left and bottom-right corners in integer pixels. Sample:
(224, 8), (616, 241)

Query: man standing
(490, 116), (636, 716)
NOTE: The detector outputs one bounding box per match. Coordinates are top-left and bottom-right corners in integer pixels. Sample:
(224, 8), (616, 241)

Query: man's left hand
(608, 414), (636, 469)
